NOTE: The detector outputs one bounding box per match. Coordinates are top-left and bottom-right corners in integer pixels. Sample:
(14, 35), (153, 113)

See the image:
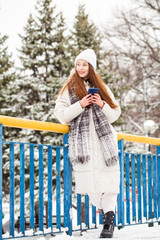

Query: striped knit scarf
(68, 88), (119, 167)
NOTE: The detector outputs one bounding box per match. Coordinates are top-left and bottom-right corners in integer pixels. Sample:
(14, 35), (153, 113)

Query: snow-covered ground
(2, 204), (160, 240)
(2, 197), (160, 240)
(2, 223), (160, 240)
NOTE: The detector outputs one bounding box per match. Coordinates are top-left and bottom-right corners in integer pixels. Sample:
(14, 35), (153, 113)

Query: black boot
(100, 211), (115, 238)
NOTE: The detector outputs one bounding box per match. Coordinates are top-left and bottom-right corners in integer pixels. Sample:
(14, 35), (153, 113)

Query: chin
(80, 74), (87, 78)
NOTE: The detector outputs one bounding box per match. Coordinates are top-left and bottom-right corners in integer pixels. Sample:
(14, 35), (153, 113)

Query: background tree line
(103, 0), (160, 136)
(0, 0), (159, 205)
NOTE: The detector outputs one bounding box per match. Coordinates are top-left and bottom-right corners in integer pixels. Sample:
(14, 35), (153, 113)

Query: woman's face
(76, 59), (89, 79)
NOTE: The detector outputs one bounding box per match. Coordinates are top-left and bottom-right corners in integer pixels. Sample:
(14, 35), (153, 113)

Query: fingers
(80, 94), (104, 109)
(80, 94), (92, 108)
(92, 93), (101, 102)
(85, 94), (92, 105)
(87, 94), (92, 99)
(92, 94), (104, 109)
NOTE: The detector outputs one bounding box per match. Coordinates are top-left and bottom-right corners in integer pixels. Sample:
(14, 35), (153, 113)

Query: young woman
(54, 49), (121, 238)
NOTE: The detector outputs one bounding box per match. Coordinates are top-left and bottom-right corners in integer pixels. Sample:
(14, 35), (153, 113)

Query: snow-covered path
(9, 223), (160, 240)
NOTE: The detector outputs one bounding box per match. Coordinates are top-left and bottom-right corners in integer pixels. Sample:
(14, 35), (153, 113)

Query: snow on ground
(3, 223), (160, 240)
(2, 200), (160, 239)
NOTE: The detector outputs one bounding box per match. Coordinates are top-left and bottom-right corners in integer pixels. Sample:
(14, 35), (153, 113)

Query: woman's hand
(80, 94), (92, 108)
(92, 94), (104, 109)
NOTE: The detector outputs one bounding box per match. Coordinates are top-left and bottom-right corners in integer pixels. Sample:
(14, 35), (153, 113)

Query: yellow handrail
(0, 115), (69, 134)
(0, 115), (159, 145)
(117, 132), (160, 146)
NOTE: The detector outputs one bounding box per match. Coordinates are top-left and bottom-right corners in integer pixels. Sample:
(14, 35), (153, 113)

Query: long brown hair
(60, 64), (118, 109)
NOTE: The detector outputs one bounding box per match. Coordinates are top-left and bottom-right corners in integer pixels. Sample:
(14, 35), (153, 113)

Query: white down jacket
(54, 83), (121, 195)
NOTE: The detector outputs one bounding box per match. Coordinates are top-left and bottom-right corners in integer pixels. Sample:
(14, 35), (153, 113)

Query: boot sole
(100, 233), (113, 238)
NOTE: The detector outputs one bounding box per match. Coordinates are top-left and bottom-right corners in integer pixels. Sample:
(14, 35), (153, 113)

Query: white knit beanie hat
(75, 49), (97, 70)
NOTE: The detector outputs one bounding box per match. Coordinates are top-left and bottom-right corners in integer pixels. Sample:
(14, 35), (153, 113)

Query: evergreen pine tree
(0, 33), (22, 195)
(18, 0), (69, 145)
(69, 4), (103, 69)
(16, 0), (70, 207)
(0, 33), (18, 117)
(0, 33), (21, 135)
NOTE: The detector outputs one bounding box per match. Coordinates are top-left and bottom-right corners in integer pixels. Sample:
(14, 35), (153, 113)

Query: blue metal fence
(123, 148), (160, 227)
(0, 123), (160, 239)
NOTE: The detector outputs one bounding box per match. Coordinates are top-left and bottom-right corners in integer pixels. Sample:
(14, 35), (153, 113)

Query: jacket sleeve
(101, 86), (121, 123)
(54, 89), (84, 125)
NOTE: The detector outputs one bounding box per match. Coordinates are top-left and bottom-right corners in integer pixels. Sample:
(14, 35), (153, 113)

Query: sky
(0, 0), (133, 65)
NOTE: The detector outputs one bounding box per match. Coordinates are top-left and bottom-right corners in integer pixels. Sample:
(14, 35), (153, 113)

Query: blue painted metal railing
(124, 149), (160, 226)
(0, 121), (160, 239)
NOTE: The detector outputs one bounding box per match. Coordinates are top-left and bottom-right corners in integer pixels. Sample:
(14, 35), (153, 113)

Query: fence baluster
(153, 155), (157, 219)
(39, 145), (44, 232)
(63, 133), (72, 235)
(0, 124), (3, 240)
(148, 155), (152, 221)
(77, 193), (82, 228)
(118, 139), (124, 227)
(137, 154), (142, 222)
(9, 142), (15, 237)
(56, 147), (61, 230)
(20, 143), (25, 234)
(125, 153), (130, 224)
(63, 135), (68, 229)
(131, 154), (136, 222)
(92, 205), (96, 227)
(85, 195), (89, 228)
(142, 155), (147, 218)
(48, 146), (52, 230)
(29, 144), (34, 230)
